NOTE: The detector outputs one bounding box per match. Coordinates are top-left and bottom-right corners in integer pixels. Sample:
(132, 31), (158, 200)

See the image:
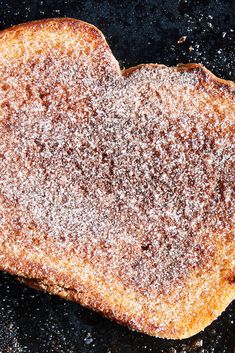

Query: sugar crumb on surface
(0, 40), (234, 299)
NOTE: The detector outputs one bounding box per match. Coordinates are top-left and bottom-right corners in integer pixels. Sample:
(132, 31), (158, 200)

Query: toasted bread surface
(0, 18), (234, 339)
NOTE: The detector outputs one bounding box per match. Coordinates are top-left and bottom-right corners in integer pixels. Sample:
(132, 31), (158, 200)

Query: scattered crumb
(177, 36), (187, 44)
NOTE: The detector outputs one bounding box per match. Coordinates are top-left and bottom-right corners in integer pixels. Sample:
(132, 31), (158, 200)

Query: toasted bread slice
(0, 18), (234, 339)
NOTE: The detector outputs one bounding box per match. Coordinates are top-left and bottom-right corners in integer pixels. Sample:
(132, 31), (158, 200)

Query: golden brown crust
(0, 17), (108, 46)
(1, 237), (234, 339)
(0, 18), (234, 339)
(123, 63), (235, 94)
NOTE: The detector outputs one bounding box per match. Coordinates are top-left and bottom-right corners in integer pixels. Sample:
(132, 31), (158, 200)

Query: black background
(0, 1), (234, 352)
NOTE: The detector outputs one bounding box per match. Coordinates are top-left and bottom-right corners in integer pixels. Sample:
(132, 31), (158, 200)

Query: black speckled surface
(0, 1), (234, 352)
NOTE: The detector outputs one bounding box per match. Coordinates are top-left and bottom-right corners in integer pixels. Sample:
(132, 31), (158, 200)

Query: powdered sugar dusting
(0, 44), (234, 296)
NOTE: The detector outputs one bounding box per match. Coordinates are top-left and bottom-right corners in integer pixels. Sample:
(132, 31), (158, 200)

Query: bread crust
(0, 18), (234, 339)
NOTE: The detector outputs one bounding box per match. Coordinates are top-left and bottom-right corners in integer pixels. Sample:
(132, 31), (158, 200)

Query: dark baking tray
(0, 1), (234, 352)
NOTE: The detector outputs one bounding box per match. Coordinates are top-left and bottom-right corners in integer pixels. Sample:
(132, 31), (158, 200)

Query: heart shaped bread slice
(0, 18), (234, 339)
